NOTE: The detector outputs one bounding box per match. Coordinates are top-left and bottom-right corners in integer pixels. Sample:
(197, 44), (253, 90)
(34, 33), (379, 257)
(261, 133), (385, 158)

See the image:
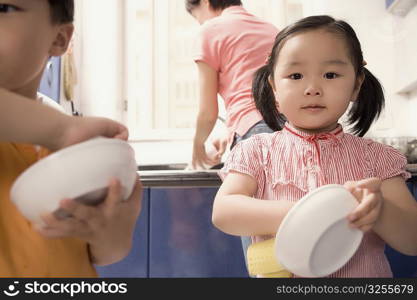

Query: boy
(0, 0), (142, 277)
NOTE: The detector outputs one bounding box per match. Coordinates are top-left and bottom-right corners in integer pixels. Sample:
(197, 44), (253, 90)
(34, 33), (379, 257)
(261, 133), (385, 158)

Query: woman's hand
(344, 177), (383, 232)
(35, 176), (143, 265)
(211, 135), (228, 159)
(191, 140), (219, 170)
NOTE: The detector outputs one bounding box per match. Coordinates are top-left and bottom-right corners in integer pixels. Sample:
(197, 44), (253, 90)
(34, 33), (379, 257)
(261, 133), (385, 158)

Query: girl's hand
(344, 177), (383, 232)
(35, 176), (142, 265)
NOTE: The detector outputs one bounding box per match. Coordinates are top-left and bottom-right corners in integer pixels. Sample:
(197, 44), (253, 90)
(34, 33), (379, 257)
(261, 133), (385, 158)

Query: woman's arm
(374, 176), (417, 255)
(191, 62), (219, 169)
(212, 171), (295, 236)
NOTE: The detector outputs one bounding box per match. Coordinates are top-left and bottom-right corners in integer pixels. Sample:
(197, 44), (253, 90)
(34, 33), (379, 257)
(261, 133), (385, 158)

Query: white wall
(299, 0), (417, 137)
(72, 0), (125, 122)
(393, 3), (417, 136)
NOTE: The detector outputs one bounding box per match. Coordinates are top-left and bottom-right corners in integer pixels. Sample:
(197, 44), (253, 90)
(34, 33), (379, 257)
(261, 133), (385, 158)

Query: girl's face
(269, 29), (364, 134)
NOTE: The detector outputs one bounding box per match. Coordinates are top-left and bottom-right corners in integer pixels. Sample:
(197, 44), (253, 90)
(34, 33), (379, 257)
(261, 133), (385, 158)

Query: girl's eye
(0, 4), (18, 13)
(289, 73), (303, 80)
(324, 72), (339, 79)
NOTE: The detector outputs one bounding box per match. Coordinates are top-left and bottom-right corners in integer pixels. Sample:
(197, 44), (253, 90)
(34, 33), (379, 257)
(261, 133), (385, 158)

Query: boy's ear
(49, 24), (74, 57)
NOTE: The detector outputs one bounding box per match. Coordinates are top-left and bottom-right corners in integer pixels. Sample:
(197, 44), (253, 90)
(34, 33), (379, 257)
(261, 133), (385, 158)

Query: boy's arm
(373, 176), (417, 255)
(212, 171), (295, 236)
(0, 88), (128, 150)
(0, 88), (70, 145)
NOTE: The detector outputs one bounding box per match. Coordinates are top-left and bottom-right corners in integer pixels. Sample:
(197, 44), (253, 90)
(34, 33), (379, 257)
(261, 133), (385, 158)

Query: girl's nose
(304, 85), (322, 96)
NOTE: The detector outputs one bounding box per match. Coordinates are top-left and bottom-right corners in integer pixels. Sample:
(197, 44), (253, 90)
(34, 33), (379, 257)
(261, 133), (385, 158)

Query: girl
(212, 15), (417, 277)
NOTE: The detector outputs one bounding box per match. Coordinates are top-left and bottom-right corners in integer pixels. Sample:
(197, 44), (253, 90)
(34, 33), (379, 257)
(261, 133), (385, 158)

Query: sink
(138, 163), (187, 171)
(137, 163), (223, 187)
(137, 163), (224, 171)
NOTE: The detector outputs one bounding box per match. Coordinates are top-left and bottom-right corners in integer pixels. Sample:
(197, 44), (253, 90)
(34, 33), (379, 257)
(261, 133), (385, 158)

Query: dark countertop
(138, 164), (417, 188)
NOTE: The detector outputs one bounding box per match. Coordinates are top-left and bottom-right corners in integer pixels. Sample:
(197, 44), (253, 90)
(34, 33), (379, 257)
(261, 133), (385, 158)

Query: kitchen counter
(138, 163), (417, 187)
(407, 163), (417, 175)
(138, 164), (222, 187)
(138, 169), (221, 187)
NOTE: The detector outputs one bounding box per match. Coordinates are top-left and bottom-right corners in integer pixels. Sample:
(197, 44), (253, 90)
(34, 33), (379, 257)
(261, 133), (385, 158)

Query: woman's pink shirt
(194, 6), (279, 136)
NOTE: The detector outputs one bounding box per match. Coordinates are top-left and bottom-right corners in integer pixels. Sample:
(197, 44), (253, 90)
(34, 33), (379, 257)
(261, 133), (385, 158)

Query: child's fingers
(59, 198), (95, 222)
(36, 213), (89, 238)
(355, 177), (382, 193)
(348, 193), (378, 222)
(102, 178), (123, 217)
(343, 180), (356, 191)
(358, 224), (374, 233)
(114, 126), (129, 141)
(125, 177), (143, 216)
(345, 185), (364, 203)
(349, 207), (379, 230)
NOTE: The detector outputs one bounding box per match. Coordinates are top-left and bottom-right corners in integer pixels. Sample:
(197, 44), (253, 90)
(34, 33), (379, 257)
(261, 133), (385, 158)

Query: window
(124, 0), (295, 141)
(125, 0), (200, 141)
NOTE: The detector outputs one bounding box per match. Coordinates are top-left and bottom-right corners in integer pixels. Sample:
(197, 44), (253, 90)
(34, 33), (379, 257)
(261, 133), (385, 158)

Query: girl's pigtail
(348, 68), (385, 137)
(252, 65), (283, 131)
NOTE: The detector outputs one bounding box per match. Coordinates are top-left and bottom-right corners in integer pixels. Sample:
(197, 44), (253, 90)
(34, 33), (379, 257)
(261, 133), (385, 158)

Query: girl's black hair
(185, 0), (242, 14)
(252, 15), (384, 136)
(48, 0), (74, 24)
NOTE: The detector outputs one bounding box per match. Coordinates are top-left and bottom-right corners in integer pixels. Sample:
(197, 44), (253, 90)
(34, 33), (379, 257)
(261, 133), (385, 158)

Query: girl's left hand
(344, 177), (383, 232)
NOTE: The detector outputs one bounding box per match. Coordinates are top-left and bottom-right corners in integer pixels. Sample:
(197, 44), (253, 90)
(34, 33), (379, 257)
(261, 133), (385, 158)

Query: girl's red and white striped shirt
(219, 122), (410, 278)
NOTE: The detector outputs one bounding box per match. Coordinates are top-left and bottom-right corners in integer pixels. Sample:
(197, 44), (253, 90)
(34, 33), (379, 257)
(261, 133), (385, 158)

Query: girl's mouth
(302, 105), (326, 111)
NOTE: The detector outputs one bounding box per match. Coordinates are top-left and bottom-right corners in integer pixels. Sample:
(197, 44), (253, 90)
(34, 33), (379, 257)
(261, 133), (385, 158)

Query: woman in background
(186, 0), (279, 275)
(186, 0), (279, 170)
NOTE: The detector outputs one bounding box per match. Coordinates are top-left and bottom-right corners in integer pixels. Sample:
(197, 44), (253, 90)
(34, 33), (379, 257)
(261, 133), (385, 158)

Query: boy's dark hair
(185, 0), (242, 14)
(48, 0), (74, 24)
(252, 15), (384, 137)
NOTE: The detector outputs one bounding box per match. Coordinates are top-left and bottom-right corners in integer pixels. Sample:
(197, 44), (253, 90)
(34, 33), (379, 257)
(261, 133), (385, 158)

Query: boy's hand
(35, 176), (142, 265)
(344, 177), (383, 232)
(50, 116), (129, 151)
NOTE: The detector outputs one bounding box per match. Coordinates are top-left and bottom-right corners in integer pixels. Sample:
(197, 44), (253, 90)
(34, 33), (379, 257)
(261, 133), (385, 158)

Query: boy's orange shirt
(0, 142), (97, 277)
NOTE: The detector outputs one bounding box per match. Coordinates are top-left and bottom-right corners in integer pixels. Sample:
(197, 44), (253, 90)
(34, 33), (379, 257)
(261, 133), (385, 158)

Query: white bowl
(274, 184), (363, 277)
(11, 137), (137, 224)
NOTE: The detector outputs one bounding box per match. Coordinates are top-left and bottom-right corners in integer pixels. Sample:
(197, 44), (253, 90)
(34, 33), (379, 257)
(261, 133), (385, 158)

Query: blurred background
(41, 0), (417, 165)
